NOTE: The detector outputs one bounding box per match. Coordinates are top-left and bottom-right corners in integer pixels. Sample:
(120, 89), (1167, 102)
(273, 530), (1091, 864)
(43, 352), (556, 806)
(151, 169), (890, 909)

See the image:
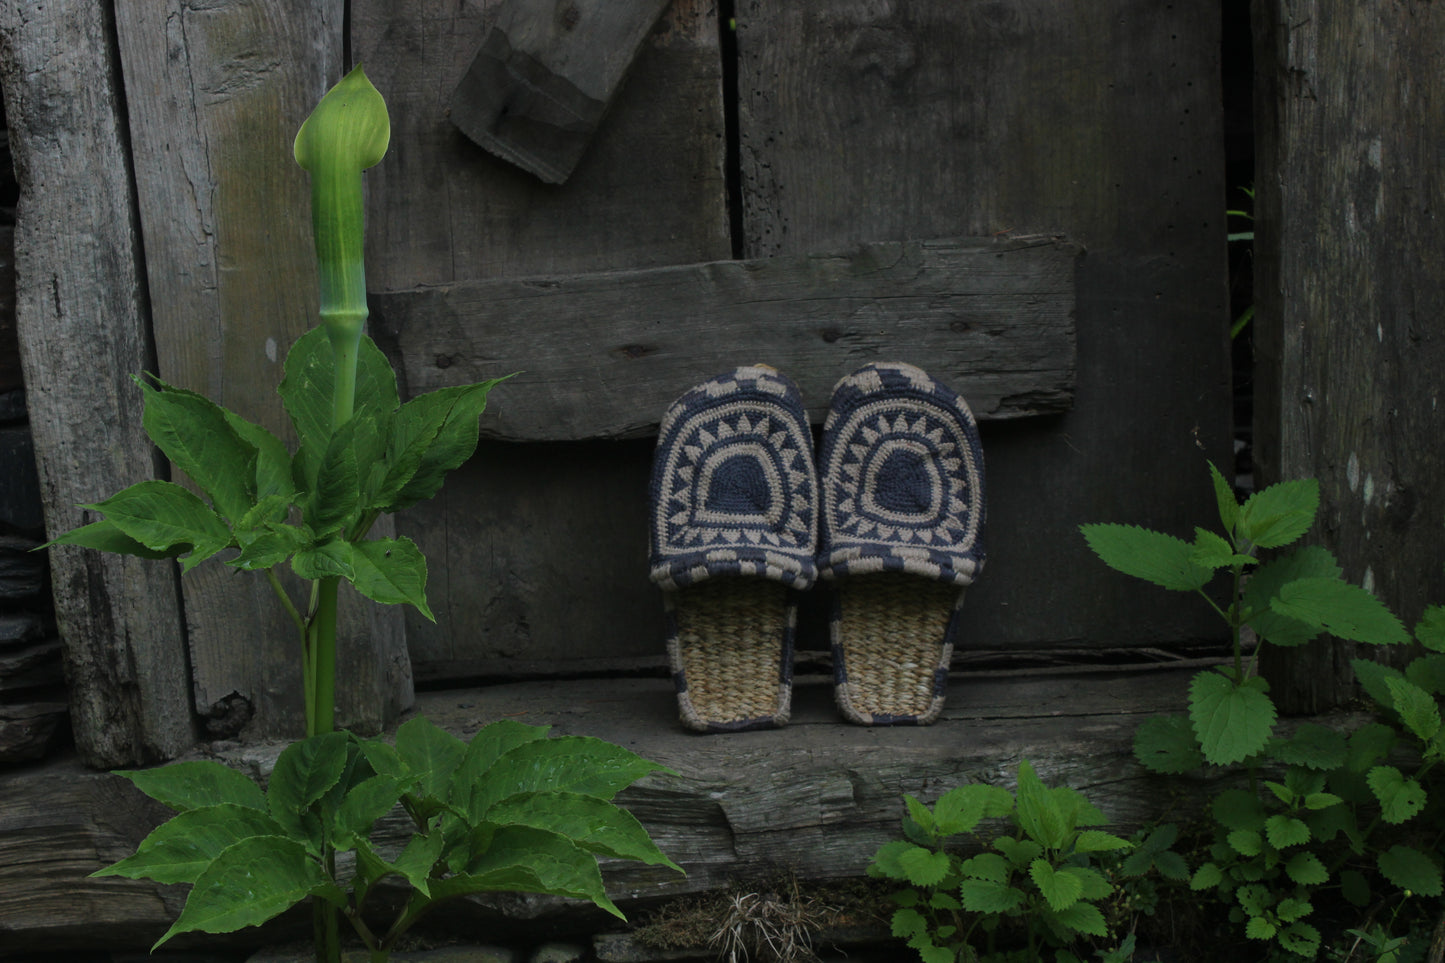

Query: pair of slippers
(648, 362), (986, 732)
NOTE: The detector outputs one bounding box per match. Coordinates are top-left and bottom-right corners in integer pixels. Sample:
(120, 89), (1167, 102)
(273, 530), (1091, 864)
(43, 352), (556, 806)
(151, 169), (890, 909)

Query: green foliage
(95, 719), (680, 957)
(869, 760), (1142, 962)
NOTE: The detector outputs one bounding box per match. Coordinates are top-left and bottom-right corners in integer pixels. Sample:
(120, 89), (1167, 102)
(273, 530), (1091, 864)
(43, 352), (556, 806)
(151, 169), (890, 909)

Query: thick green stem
(313, 898), (341, 963)
(309, 576), (340, 736)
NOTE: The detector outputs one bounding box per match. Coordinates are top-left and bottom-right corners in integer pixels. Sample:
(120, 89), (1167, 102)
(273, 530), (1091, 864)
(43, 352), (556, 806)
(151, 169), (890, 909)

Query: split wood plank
(450, 0), (675, 184)
(1253, 0), (1445, 712)
(1, 664), (1243, 952)
(371, 234), (1078, 442)
(111, 0), (411, 741)
(0, 0), (194, 767)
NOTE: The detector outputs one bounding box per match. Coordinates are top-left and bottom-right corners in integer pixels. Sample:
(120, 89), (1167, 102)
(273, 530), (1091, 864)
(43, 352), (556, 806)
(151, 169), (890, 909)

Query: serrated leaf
(1212, 788), (1267, 831)
(994, 836), (1042, 868)
(1191, 862), (1223, 890)
(1244, 916), (1277, 940)
(291, 539), (353, 580)
(1237, 477), (1319, 549)
(377, 379), (509, 513)
(1079, 524), (1213, 591)
(1192, 528), (1253, 570)
(959, 852), (1009, 883)
(395, 716), (467, 803)
(1030, 859), (1083, 911)
(1154, 851), (1190, 882)
(1268, 723), (1349, 770)
(268, 731), (350, 845)
(466, 734), (670, 819)
(153, 836), (325, 948)
(1073, 830), (1130, 854)
(895, 846), (952, 887)
(1352, 658), (1410, 711)
(890, 907), (929, 939)
(1406, 653), (1445, 696)
(486, 791), (681, 873)
(116, 761), (266, 812)
(1133, 714), (1204, 774)
(1384, 677), (1441, 741)
(443, 825), (621, 917)
(230, 523), (310, 571)
(1208, 461), (1240, 535)
(1378, 845), (1442, 896)
(331, 774), (403, 848)
(1344, 722), (1397, 773)
(1264, 814), (1310, 849)
(1013, 759), (1069, 851)
(85, 480), (233, 571)
(1271, 578), (1410, 646)
(868, 840), (919, 881)
(1227, 829), (1263, 857)
(931, 784), (1005, 836)
(348, 537), (432, 619)
(1050, 900), (1108, 937)
(1416, 605), (1445, 653)
(138, 377), (257, 524)
(1285, 851), (1328, 886)
(959, 879), (1025, 914)
(1190, 671), (1277, 765)
(44, 519), (180, 560)
(1367, 766), (1427, 824)
(222, 410), (296, 503)
(1242, 547), (1340, 648)
(94, 804), (285, 884)
(1278, 922), (1321, 956)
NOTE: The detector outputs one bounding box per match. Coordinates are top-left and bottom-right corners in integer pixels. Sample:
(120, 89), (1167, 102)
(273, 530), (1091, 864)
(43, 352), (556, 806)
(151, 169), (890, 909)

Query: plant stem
(313, 897), (341, 963)
(309, 576), (340, 736)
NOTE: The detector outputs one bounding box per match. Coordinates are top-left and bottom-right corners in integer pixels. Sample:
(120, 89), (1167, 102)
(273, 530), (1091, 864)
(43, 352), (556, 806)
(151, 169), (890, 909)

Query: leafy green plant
(1082, 464), (1445, 959)
(868, 759), (1134, 963)
(95, 717), (681, 961)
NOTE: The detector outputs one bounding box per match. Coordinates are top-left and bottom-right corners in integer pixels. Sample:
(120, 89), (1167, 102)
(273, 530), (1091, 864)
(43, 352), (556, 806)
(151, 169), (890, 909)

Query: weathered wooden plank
(450, 0), (675, 184)
(373, 235), (1076, 441)
(1253, 1), (1445, 713)
(0, 0), (194, 766)
(734, 0), (1234, 654)
(112, 0), (411, 739)
(0, 665), (1230, 952)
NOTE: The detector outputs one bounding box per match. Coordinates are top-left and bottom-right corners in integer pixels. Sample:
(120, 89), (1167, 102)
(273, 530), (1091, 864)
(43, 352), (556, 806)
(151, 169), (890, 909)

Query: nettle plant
(869, 760), (1134, 963)
(1082, 463), (1445, 959)
(50, 68), (680, 962)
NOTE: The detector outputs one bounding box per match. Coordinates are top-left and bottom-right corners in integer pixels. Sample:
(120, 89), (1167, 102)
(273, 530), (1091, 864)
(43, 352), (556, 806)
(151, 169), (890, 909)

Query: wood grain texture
(1253, 0), (1445, 712)
(372, 235), (1077, 441)
(734, 0), (1235, 655)
(0, 664), (1250, 952)
(450, 0), (675, 184)
(112, 0), (411, 739)
(0, 0), (194, 766)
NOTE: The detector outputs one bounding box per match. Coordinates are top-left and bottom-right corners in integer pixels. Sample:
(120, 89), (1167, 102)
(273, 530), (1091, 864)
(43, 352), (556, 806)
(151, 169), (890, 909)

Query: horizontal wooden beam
(370, 235), (1078, 442)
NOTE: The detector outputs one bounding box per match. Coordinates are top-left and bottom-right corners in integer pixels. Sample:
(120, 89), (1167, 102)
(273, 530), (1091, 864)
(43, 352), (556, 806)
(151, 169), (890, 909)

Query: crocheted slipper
(649, 365), (818, 732)
(817, 362), (986, 725)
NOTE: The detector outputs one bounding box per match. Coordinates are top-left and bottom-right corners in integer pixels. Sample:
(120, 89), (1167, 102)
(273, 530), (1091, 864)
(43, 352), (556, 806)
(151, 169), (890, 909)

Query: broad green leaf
(268, 731), (351, 846)
(959, 852), (1010, 883)
(1285, 851), (1328, 886)
(331, 774), (403, 847)
(154, 836), (327, 948)
(1191, 528), (1253, 570)
(485, 791), (681, 872)
(1264, 814), (1310, 849)
(1189, 671), (1276, 765)
(894, 845), (952, 887)
(467, 735), (670, 819)
(116, 760), (266, 812)
(280, 330), (398, 490)
(1406, 653), (1445, 696)
(890, 907), (929, 939)
(292, 539), (353, 580)
(443, 825), (621, 917)
(1268, 723), (1348, 770)
(1245, 916), (1277, 940)
(1227, 829), (1263, 857)
(1079, 524), (1213, 592)
(85, 480), (232, 571)
(348, 537), (433, 619)
(1208, 461), (1240, 536)
(1237, 477), (1319, 549)
(1278, 922), (1321, 957)
(138, 377), (256, 523)
(1132, 714), (1203, 774)
(1013, 759), (1068, 851)
(1416, 605), (1445, 653)
(1270, 577), (1410, 646)
(870, 840), (926, 881)
(222, 411), (295, 502)
(1030, 859), (1083, 911)
(1190, 862), (1223, 890)
(931, 784), (1008, 836)
(1366, 766), (1426, 824)
(95, 804), (284, 884)
(1384, 677), (1441, 741)
(449, 719), (553, 811)
(1073, 830), (1131, 854)
(44, 519), (180, 560)
(236, 494), (294, 533)
(993, 836), (1043, 869)
(1050, 900), (1108, 937)
(395, 716), (468, 803)
(379, 379), (509, 513)
(959, 878), (1025, 914)
(1212, 788), (1267, 831)
(1351, 658), (1409, 711)
(1377, 845), (1443, 896)
(1242, 547), (1339, 648)
(1235, 882), (1271, 916)
(231, 523), (310, 572)
(903, 796), (935, 836)
(307, 417), (360, 537)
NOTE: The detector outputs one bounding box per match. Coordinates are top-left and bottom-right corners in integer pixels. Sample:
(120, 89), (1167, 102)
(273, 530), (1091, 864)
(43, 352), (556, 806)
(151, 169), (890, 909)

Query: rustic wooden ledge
(1, 664), (1192, 954)
(371, 235), (1078, 441)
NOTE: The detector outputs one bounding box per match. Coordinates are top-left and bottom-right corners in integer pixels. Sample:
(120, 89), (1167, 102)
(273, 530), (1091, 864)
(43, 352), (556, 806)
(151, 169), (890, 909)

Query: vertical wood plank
(1254, 0), (1445, 711)
(353, 0), (729, 668)
(735, 0), (1234, 651)
(0, 0), (193, 765)
(112, 0), (410, 737)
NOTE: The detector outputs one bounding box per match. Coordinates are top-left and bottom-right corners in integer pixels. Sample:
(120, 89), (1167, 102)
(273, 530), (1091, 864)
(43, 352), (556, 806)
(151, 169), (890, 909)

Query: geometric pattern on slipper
(817, 361), (986, 586)
(649, 365), (818, 592)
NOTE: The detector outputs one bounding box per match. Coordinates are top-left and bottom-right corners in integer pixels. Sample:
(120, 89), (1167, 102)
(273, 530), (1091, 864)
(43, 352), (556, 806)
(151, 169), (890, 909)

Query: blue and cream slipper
(649, 365), (818, 732)
(817, 362), (986, 725)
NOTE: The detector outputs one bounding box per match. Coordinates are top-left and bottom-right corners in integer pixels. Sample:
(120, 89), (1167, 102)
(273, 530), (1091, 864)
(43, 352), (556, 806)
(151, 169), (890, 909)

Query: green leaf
(1132, 714), (1204, 774)
(1244, 916), (1277, 940)
(868, 840), (919, 881)
(890, 907), (929, 939)
(1264, 814), (1310, 849)
(931, 784), (1007, 836)
(1212, 788), (1267, 831)
(307, 417), (361, 537)
(395, 716), (468, 803)
(348, 537), (433, 619)
(1270, 577), (1410, 646)
(292, 539), (353, 580)
(1050, 900), (1108, 937)
(1079, 524), (1213, 592)
(1377, 845), (1443, 896)
(1030, 859), (1083, 911)
(994, 836), (1043, 868)
(331, 774), (403, 848)
(1013, 759), (1068, 851)
(1227, 829), (1263, 857)
(1190, 862), (1223, 890)
(1406, 654), (1445, 696)
(1189, 671), (1277, 765)
(485, 791), (681, 873)
(1237, 477), (1319, 549)
(280, 330), (399, 491)
(1074, 830), (1131, 854)
(1345, 723), (1398, 774)
(465, 735), (670, 819)
(960, 852), (1010, 883)
(449, 719), (553, 811)
(1285, 851), (1328, 886)
(1208, 461), (1240, 536)
(959, 878), (1025, 914)
(1191, 528), (1253, 570)
(1416, 605), (1445, 653)
(1242, 547), (1340, 648)
(1366, 766), (1427, 824)
(1278, 922), (1321, 957)
(44, 519), (181, 560)
(94, 804), (285, 884)
(1384, 677), (1441, 741)
(268, 731), (351, 845)
(154, 836), (327, 948)
(442, 825), (621, 918)
(222, 411), (296, 503)
(1352, 658), (1410, 711)
(1268, 723), (1348, 770)
(138, 377), (257, 524)
(377, 379), (509, 513)
(896, 845), (953, 887)
(116, 761), (266, 812)
(231, 523), (310, 571)
(85, 480), (233, 571)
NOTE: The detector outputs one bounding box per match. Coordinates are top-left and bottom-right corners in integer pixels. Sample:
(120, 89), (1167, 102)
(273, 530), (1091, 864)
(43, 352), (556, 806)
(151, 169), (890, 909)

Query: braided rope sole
(832, 573), (961, 725)
(668, 578), (793, 732)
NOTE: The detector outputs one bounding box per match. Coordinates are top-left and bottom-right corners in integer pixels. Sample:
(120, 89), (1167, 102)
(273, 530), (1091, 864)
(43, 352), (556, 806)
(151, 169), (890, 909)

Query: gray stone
(592, 933), (711, 962)
(528, 942), (587, 963)
(0, 612), (44, 647)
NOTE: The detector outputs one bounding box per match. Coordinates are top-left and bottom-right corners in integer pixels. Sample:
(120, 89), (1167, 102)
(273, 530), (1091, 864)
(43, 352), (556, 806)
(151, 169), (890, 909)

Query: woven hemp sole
(673, 578), (791, 729)
(835, 573), (959, 723)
